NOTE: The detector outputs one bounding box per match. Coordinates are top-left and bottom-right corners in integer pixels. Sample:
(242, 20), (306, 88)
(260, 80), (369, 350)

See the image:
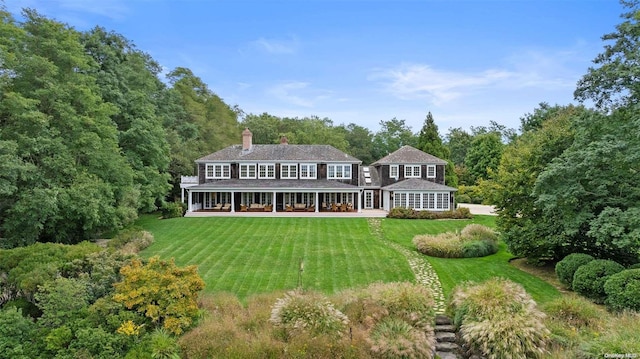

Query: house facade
(181, 129), (456, 213)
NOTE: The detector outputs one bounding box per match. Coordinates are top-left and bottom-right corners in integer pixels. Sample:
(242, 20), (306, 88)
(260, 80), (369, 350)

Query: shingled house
(181, 129), (456, 213)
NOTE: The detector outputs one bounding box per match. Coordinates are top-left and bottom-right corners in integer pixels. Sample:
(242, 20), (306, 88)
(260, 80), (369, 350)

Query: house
(367, 145), (457, 211)
(181, 129), (456, 213)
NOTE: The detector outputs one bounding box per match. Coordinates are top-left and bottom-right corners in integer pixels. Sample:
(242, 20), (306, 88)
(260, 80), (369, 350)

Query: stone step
(435, 341), (459, 353)
(436, 331), (457, 343)
(435, 314), (452, 325)
(435, 351), (459, 359)
(435, 324), (456, 332)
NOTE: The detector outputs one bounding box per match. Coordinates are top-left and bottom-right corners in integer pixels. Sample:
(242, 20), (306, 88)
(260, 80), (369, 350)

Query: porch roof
(187, 179), (360, 192)
(381, 178), (457, 192)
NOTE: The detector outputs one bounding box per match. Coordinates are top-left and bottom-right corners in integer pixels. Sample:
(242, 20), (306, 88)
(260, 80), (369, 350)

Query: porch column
(230, 191), (235, 212)
(272, 191), (276, 212)
(357, 190), (362, 213)
(315, 192), (319, 212)
(187, 190), (193, 212)
(181, 188), (185, 204)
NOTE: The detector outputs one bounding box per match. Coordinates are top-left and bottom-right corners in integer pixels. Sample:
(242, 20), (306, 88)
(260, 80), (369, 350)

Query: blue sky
(8, 0), (623, 134)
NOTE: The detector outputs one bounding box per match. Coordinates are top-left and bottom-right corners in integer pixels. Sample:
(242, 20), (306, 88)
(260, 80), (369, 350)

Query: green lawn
(138, 214), (559, 304)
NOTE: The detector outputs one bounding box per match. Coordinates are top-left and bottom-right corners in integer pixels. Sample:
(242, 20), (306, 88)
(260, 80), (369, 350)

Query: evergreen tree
(416, 112), (458, 187)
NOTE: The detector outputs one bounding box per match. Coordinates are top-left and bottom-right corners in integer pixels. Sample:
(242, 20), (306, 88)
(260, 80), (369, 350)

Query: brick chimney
(242, 127), (253, 152)
(280, 135), (288, 145)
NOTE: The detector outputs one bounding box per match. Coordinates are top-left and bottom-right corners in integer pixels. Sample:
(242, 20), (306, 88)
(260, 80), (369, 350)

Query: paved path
(457, 203), (497, 216)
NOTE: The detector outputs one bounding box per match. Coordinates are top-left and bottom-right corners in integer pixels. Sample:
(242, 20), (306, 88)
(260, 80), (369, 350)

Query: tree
(464, 132), (503, 184)
(575, 1), (640, 111)
(371, 118), (417, 160)
(0, 10), (139, 246)
(113, 256), (205, 335)
(416, 112), (457, 187)
(341, 123), (375, 165)
(445, 127), (473, 166)
(533, 108), (640, 264)
(486, 105), (583, 260)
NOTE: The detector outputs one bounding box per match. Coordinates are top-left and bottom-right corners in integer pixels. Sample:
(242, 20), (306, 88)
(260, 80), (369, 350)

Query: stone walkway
(366, 218), (446, 313)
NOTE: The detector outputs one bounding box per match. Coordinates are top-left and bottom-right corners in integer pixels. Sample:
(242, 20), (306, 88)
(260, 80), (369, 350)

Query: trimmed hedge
(604, 269), (640, 312)
(572, 260), (624, 304)
(387, 207), (472, 219)
(555, 253), (595, 288)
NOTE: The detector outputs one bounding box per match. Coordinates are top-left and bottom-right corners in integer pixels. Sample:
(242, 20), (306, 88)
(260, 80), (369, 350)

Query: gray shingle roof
(197, 144), (361, 163)
(382, 178), (457, 191)
(360, 166), (381, 188)
(371, 145), (447, 165)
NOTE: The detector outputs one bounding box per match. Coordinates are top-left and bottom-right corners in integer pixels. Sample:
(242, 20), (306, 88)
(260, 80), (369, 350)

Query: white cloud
(267, 81), (332, 108)
(250, 37), (298, 55)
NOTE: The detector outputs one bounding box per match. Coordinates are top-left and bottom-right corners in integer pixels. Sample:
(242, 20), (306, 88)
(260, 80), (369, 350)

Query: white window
(281, 164), (297, 179)
(239, 164), (257, 179)
(423, 193), (434, 209)
(437, 193), (449, 210)
(328, 164), (351, 179)
(258, 163), (275, 179)
(404, 165), (421, 178)
(299, 164), (317, 179)
(393, 193), (406, 208)
(427, 165), (436, 178)
(408, 193), (416, 209)
(390, 165), (399, 179)
(205, 164), (230, 179)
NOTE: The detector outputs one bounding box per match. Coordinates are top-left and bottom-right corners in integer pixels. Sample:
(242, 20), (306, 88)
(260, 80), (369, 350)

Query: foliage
(269, 290), (349, 339)
(368, 316), (434, 359)
(543, 295), (605, 331)
(572, 259), (624, 303)
(575, 0), (640, 111)
(604, 269), (640, 312)
(413, 224), (497, 258)
(0, 307), (37, 359)
(371, 118), (417, 160)
(555, 253), (595, 288)
(584, 311), (640, 358)
(386, 207), (472, 219)
(113, 256), (205, 334)
(448, 278), (550, 359)
(445, 127), (473, 166)
(464, 132), (503, 184)
(107, 228), (154, 254)
(416, 112), (457, 187)
(161, 202), (185, 219)
(455, 185), (484, 204)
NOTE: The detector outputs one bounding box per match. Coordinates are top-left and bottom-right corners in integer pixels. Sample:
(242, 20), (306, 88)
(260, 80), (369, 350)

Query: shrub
(161, 202), (185, 219)
(413, 232), (463, 258)
(367, 316), (434, 359)
(604, 269), (640, 312)
(555, 253), (594, 288)
(572, 259), (624, 303)
(461, 240), (497, 258)
(269, 290), (349, 339)
(448, 278), (550, 359)
(107, 228), (154, 254)
(387, 207), (472, 219)
(628, 262), (640, 269)
(542, 295), (604, 330)
(460, 224), (497, 242)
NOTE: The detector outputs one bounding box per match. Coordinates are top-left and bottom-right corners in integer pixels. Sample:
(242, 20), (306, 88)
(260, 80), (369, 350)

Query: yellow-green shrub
(448, 278), (550, 359)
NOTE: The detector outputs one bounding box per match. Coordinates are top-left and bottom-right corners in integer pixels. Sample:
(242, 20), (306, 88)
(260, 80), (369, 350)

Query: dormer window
(404, 165), (421, 178)
(299, 164), (317, 179)
(240, 164), (257, 179)
(258, 163), (275, 179)
(206, 163), (230, 179)
(427, 165), (436, 178)
(390, 165), (398, 179)
(328, 164), (351, 179)
(281, 164), (297, 179)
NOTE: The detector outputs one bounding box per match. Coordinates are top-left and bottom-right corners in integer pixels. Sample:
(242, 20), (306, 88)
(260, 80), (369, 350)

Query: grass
(137, 214), (559, 304)
(136, 216), (413, 299)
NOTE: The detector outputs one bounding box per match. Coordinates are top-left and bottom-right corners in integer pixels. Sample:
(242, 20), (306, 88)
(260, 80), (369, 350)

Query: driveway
(456, 203), (497, 216)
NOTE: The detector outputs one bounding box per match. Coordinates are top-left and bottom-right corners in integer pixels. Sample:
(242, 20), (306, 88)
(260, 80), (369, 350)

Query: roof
(360, 166), (381, 188)
(371, 145), (447, 166)
(187, 179), (360, 192)
(197, 144), (361, 163)
(381, 178), (457, 192)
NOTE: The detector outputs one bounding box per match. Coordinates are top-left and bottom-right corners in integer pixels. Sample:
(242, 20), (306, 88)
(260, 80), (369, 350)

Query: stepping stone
(435, 324), (456, 332)
(435, 351), (459, 359)
(436, 331), (457, 343)
(435, 315), (452, 325)
(435, 341), (459, 352)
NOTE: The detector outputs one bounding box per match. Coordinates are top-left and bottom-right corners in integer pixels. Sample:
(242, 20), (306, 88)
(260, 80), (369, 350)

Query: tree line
(0, 6), (509, 248)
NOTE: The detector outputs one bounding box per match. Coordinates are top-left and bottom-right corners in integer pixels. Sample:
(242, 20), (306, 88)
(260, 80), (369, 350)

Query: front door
(364, 190), (374, 209)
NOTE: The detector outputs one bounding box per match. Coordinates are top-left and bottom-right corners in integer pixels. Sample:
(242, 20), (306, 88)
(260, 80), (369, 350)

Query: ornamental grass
(448, 278), (550, 359)
(413, 224), (497, 258)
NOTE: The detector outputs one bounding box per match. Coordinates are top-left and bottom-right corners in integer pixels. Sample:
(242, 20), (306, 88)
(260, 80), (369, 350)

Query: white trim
(280, 163), (298, 179)
(258, 163), (276, 179)
(390, 165), (398, 179)
(404, 165), (421, 178)
(426, 165), (436, 178)
(299, 163), (317, 179)
(205, 163), (231, 179)
(328, 164), (352, 179)
(239, 163), (257, 179)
